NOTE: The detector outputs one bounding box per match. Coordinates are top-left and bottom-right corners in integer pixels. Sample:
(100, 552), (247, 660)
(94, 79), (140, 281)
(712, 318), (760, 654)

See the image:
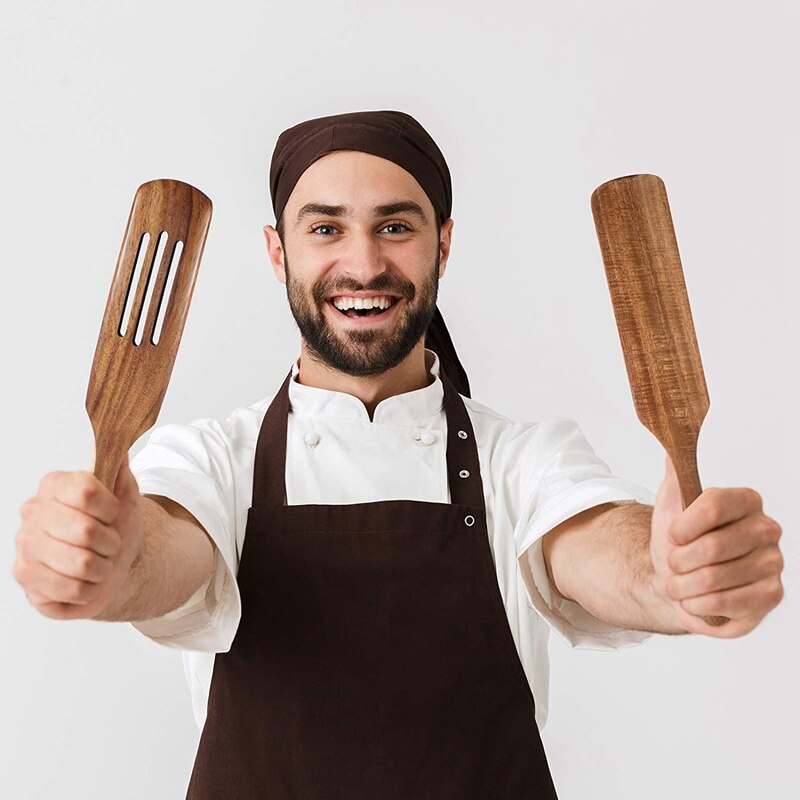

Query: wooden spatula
(85, 179), (212, 490)
(591, 173), (727, 627)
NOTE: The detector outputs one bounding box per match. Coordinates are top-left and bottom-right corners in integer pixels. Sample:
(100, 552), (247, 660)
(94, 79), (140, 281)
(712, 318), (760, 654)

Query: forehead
(284, 150), (434, 215)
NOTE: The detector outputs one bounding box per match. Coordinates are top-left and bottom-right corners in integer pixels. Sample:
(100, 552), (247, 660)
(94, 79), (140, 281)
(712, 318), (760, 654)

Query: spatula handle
(670, 447), (703, 509)
(92, 433), (128, 492)
(667, 447), (729, 628)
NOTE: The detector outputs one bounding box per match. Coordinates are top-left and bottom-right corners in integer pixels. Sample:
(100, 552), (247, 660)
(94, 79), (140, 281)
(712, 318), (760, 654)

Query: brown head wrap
(269, 110), (470, 398)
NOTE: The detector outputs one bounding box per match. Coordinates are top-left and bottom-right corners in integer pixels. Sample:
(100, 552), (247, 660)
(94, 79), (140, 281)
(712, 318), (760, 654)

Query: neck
(296, 340), (434, 421)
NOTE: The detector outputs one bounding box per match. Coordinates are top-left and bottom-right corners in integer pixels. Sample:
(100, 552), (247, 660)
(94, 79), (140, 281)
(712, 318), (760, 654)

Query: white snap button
(458, 430), (468, 439)
(459, 469), (469, 478)
(304, 432), (320, 447)
(464, 515), (475, 526)
(419, 431), (435, 446)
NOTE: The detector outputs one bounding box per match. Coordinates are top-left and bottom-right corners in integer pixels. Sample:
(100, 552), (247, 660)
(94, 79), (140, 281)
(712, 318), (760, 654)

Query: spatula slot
(152, 239), (183, 345)
(119, 232), (151, 338)
(134, 231), (168, 346)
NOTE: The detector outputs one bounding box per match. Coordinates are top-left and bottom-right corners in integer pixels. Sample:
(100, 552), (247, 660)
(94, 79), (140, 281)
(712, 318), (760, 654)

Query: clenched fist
(650, 455), (784, 638)
(13, 454), (144, 621)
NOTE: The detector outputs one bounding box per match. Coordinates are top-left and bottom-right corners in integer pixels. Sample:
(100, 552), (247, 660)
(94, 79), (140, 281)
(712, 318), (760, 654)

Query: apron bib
(186, 367), (559, 799)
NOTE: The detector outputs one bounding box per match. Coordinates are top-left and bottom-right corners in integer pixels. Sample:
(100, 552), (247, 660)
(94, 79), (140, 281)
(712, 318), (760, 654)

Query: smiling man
(272, 148), (448, 402)
(14, 110), (784, 799)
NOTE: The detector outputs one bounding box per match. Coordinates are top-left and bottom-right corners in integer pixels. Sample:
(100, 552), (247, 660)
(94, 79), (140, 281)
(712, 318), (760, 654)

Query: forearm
(94, 496), (214, 623)
(546, 502), (687, 634)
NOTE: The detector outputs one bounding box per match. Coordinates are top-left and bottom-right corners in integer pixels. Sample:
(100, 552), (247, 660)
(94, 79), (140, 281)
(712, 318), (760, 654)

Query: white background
(1, 1), (795, 798)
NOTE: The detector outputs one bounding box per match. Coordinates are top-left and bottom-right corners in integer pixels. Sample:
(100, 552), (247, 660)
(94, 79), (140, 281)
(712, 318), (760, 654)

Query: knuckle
(12, 557), (29, 585)
(768, 581), (784, 606)
(743, 487), (763, 509)
(761, 517), (782, 542)
(702, 535), (724, 563)
(19, 498), (38, 520)
(697, 567), (716, 593)
(75, 519), (98, 548)
(75, 478), (99, 509)
(754, 517), (770, 539)
(39, 471), (63, 493)
(699, 496), (724, 530)
(75, 550), (96, 576)
(764, 549), (784, 575)
(667, 548), (683, 573)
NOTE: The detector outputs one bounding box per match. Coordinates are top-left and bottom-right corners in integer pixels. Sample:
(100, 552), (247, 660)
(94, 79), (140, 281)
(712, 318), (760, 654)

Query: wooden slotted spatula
(86, 179), (212, 490)
(591, 173), (727, 627)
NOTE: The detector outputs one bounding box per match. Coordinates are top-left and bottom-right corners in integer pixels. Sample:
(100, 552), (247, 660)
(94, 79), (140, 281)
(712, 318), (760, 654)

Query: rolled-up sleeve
(512, 417), (656, 649)
(128, 419), (242, 653)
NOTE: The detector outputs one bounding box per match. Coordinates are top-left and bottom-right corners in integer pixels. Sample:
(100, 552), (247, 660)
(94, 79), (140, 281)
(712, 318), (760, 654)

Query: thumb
(654, 454), (684, 542)
(113, 453), (139, 502)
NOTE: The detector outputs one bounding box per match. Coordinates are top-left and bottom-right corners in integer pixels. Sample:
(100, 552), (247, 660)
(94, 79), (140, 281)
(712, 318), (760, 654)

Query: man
(13, 110), (784, 798)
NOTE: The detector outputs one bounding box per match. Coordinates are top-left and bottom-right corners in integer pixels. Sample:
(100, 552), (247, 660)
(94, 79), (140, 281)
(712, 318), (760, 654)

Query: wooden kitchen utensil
(85, 179), (212, 490)
(591, 173), (727, 627)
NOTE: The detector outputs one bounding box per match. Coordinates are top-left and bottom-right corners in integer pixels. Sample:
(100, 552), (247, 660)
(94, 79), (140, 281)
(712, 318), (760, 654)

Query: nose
(340, 231), (388, 285)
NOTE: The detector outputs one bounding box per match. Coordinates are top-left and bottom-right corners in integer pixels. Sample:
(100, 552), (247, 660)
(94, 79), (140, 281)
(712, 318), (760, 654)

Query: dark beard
(283, 251), (440, 377)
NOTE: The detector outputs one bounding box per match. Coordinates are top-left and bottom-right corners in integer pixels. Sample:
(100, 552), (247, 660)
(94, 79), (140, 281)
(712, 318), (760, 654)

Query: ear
(438, 218), (454, 279)
(263, 225), (286, 285)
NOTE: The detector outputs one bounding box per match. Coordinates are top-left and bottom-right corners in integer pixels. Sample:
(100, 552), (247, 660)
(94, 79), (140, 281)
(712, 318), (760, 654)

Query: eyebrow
(294, 200), (429, 228)
(373, 201), (428, 222)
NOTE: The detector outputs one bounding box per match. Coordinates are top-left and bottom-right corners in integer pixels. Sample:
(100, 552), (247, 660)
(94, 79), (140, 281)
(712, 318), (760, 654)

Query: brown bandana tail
(425, 306), (470, 399)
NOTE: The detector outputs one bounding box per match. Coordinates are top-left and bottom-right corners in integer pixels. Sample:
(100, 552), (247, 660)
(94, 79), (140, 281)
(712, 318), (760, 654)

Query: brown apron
(186, 366), (559, 799)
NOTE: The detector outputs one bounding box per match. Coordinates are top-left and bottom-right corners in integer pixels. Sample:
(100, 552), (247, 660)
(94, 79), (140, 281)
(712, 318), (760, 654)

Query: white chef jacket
(129, 349), (655, 732)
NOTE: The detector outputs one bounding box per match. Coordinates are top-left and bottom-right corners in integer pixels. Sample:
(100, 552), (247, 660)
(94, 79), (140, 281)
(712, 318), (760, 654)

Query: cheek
(285, 252), (327, 290)
(293, 246), (337, 277)
(395, 240), (437, 271)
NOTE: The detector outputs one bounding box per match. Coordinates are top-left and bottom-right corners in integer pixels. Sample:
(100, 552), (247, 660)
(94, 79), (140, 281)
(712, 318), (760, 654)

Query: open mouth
(326, 295), (402, 320)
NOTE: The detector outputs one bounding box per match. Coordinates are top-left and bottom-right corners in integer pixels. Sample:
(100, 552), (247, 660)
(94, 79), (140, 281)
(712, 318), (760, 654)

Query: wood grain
(591, 174), (727, 628)
(85, 179), (212, 490)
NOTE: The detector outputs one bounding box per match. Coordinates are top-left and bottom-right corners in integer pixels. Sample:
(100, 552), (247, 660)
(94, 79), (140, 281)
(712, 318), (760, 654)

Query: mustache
(314, 281), (414, 303)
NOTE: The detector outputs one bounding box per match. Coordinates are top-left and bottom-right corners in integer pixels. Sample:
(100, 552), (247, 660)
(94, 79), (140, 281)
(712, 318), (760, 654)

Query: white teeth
(332, 295), (394, 311)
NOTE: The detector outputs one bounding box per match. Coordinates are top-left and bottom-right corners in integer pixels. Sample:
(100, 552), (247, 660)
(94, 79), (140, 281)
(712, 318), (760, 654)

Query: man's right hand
(13, 454), (144, 621)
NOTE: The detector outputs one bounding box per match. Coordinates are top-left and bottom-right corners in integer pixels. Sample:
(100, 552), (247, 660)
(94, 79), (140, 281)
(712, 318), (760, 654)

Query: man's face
(267, 151), (451, 377)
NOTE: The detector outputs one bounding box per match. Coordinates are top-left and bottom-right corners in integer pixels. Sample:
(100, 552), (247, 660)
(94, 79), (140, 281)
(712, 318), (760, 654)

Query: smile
(325, 295), (402, 325)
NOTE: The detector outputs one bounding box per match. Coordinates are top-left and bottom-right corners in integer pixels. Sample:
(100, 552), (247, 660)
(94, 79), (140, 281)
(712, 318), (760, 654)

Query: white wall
(2, 1), (795, 798)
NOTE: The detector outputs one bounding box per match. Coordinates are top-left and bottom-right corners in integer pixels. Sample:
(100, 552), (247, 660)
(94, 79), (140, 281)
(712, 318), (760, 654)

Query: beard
(283, 250), (440, 377)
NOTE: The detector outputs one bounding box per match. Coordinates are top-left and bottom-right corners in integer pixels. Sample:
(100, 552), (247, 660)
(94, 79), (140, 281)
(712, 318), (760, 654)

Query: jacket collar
(287, 348), (445, 425)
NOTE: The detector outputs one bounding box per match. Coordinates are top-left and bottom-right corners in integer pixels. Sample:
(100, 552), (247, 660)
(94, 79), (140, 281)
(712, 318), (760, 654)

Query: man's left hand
(649, 455), (784, 638)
